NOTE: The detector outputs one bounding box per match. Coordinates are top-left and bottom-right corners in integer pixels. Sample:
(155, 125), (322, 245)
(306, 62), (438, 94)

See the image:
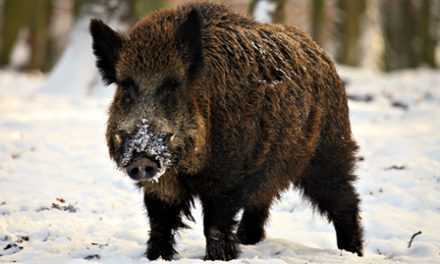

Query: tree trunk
(381, 0), (418, 71)
(28, 0), (52, 71)
(1, 0), (52, 71)
(310, 0), (326, 46)
(335, 0), (367, 66)
(419, 0), (437, 68)
(381, 0), (438, 71)
(272, 0), (286, 24)
(0, 0), (28, 66)
(74, 0), (87, 17)
(131, 0), (167, 20)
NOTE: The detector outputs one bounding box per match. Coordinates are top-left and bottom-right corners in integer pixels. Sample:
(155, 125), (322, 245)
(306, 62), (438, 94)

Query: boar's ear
(89, 19), (122, 85)
(176, 8), (203, 80)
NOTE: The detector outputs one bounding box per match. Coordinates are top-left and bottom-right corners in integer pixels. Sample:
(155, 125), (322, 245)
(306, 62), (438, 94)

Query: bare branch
(407, 231), (422, 248)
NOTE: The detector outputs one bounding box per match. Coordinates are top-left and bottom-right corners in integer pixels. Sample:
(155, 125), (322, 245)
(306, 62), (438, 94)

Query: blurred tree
(73, 0), (167, 23)
(0, 0), (168, 72)
(334, 0), (367, 66)
(249, 0), (287, 24)
(74, 0), (130, 21)
(42, 0), (169, 95)
(0, 0), (28, 67)
(0, 0), (52, 71)
(419, 0), (437, 68)
(28, 0), (52, 71)
(381, 0), (438, 71)
(310, 0), (326, 46)
(73, 0), (87, 17)
(381, 0), (419, 71)
(131, 0), (167, 20)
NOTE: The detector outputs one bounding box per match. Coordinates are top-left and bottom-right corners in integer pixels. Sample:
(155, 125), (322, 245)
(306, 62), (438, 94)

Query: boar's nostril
(145, 166), (155, 174)
(125, 158), (160, 181)
(128, 167), (140, 180)
(142, 160), (159, 178)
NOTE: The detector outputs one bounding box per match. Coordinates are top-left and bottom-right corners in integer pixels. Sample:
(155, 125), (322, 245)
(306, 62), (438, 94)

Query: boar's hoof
(237, 224), (265, 245)
(338, 240), (363, 257)
(204, 229), (239, 261)
(146, 236), (177, 260)
(335, 227), (363, 257)
(334, 216), (364, 257)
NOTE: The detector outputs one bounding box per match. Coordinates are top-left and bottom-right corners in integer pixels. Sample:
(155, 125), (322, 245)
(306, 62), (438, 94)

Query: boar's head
(90, 8), (207, 182)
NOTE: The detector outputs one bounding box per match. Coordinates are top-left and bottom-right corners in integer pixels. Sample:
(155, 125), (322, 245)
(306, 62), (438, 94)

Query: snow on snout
(120, 119), (173, 182)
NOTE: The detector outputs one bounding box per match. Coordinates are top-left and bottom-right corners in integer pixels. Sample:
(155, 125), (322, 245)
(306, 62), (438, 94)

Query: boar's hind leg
(201, 196), (242, 261)
(299, 142), (364, 256)
(144, 193), (191, 260)
(237, 199), (272, 245)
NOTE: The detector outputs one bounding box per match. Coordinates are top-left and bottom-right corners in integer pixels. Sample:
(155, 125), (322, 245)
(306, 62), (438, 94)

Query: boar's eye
(156, 76), (182, 97)
(118, 78), (138, 103)
(161, 76), (182, 90)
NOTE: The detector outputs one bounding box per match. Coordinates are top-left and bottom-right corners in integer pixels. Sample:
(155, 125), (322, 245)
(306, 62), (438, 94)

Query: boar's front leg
(144, 193), (186, 260)
(201, 196), (241, 261)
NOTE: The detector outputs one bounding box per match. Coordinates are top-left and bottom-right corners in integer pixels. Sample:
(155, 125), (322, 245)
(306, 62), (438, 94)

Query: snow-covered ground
(0, 67), (439, 263)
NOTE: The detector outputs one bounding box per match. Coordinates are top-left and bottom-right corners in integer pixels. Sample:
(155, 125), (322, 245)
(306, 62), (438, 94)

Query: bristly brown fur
(90, 2), (363, 261)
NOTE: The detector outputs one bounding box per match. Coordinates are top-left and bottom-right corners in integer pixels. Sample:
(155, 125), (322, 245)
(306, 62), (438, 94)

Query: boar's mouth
(119, 119), (174, 182)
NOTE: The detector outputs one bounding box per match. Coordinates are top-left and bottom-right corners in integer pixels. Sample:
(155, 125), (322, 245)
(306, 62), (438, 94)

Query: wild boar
(90, 2), (363, 261)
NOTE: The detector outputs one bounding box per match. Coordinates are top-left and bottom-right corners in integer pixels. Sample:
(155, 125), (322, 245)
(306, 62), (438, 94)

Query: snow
(253, 0), (277, 23)
(0, 67), (439, 263)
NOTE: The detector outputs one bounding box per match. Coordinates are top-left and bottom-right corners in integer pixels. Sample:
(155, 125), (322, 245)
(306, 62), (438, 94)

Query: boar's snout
(125, 157), (159, 181)
(114, 119), (176, 182)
